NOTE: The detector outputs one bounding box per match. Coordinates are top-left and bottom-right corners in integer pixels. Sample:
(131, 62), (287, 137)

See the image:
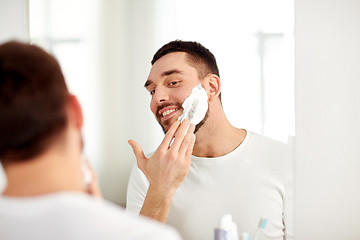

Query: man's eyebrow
(144, 80), (152, 88)
(161, 69), (183, 77)
(144, 69), (183, 88)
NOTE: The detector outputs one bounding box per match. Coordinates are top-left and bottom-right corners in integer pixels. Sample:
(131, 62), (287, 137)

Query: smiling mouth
(162, 108), (179, 117)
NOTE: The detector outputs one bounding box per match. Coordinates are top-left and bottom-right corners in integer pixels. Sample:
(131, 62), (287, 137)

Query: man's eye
(150, 89), (155, 95)
(169, 81), (178, 86)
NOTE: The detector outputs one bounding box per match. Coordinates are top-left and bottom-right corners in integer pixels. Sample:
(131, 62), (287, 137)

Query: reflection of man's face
(145, 52), (208, 133)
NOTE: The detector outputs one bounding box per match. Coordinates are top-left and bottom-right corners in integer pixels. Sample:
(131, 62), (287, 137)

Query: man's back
(0, 192), (181, 240)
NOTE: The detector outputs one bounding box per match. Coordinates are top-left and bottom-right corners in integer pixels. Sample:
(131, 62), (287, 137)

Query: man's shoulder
(0, 192), (181, 240)
(245, 131), (291, 164)
(247, 130), (288, 149)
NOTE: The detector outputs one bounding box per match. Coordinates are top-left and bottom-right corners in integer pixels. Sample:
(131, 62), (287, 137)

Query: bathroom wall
(294, 0), (360, 239)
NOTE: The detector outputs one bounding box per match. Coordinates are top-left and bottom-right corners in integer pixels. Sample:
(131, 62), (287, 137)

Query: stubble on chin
(159, 119), (172, 134)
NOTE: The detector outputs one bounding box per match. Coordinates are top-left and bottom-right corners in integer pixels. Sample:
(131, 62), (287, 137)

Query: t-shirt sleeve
(125, 162), (149, 215)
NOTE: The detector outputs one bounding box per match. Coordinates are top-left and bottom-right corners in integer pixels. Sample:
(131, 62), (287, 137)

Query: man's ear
(206, 74), (221, 102)
(67, 94), (83, 129)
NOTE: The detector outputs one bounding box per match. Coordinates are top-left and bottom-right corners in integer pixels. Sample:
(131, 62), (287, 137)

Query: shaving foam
(178, 83), (208, 125)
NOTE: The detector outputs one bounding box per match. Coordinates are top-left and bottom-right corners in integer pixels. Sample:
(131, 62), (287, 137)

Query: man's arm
(128, 120), (195, 223)
(139, 185), (174, 222)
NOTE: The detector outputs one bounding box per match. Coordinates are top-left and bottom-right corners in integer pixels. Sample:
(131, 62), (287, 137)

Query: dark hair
(151, 40), (220, 79)
(0, 41), (69, 163)
(151, 40), (221, 101)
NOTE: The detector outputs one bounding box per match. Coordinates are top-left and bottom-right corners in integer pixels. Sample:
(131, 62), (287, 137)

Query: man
(127, 40), (293, 240)
(0, 41), (186, 240)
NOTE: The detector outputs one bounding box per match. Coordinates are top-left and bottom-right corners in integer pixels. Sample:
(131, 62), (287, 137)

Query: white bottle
(214, 214), (239, 240)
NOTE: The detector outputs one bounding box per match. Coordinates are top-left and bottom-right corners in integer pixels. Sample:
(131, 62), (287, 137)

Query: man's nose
(153, 87), (169, 104)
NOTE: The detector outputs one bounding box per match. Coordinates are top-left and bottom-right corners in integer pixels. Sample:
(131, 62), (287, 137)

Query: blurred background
(1, 0), (360, 239)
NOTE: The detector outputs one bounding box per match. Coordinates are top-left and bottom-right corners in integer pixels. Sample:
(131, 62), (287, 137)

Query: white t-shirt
(126, 131), (293, 240)
(0, 192), (182, 240)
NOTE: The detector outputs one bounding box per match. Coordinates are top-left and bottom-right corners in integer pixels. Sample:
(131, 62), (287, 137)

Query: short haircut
(0, 41), (69, 164)
(151, 40), (220, 79)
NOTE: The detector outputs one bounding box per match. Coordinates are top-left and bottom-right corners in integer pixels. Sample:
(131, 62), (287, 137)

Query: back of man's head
(0, 41), (69, 164)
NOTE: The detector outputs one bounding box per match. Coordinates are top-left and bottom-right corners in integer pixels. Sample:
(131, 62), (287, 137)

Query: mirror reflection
(1, 0), (294, 239)
(28, 0), (294, 202)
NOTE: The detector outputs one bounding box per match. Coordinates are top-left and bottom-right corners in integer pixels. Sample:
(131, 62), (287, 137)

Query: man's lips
(158, 106), (181, 121)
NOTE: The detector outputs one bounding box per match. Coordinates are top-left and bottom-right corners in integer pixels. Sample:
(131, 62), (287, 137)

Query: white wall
(0, 0), (28, 43)
(294, 0), (360, 239)
(0, 0), (29, 193)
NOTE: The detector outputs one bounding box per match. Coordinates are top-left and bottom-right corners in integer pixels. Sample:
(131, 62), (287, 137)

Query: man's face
(145, 52), (205, 133)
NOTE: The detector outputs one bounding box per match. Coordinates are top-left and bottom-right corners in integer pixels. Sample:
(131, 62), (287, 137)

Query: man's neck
(2, 151), (84, 197)
(192, 106), (246, 158)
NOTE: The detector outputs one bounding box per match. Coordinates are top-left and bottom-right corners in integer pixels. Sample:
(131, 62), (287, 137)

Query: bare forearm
(140, 186), (174, 223)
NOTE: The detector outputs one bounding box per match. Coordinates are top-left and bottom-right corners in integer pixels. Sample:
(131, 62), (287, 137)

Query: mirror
(29, 0), (295, 214)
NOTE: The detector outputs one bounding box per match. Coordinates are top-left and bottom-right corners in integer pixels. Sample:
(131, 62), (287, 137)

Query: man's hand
(82, 156), (103, 200)
(128, 119), (195, 222)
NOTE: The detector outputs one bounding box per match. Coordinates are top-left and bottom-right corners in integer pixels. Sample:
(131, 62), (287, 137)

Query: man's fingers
(128, 140), (147, 168)
(185, 134), (195, 161)
(179, 123), (196, 156)
(159, 120), (181, 149)
(81, 156), (103, 199)
(171, 119), (191, 150)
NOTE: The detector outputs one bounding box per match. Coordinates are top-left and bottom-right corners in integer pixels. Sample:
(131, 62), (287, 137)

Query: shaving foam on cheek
(178, 83), (208, 125)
